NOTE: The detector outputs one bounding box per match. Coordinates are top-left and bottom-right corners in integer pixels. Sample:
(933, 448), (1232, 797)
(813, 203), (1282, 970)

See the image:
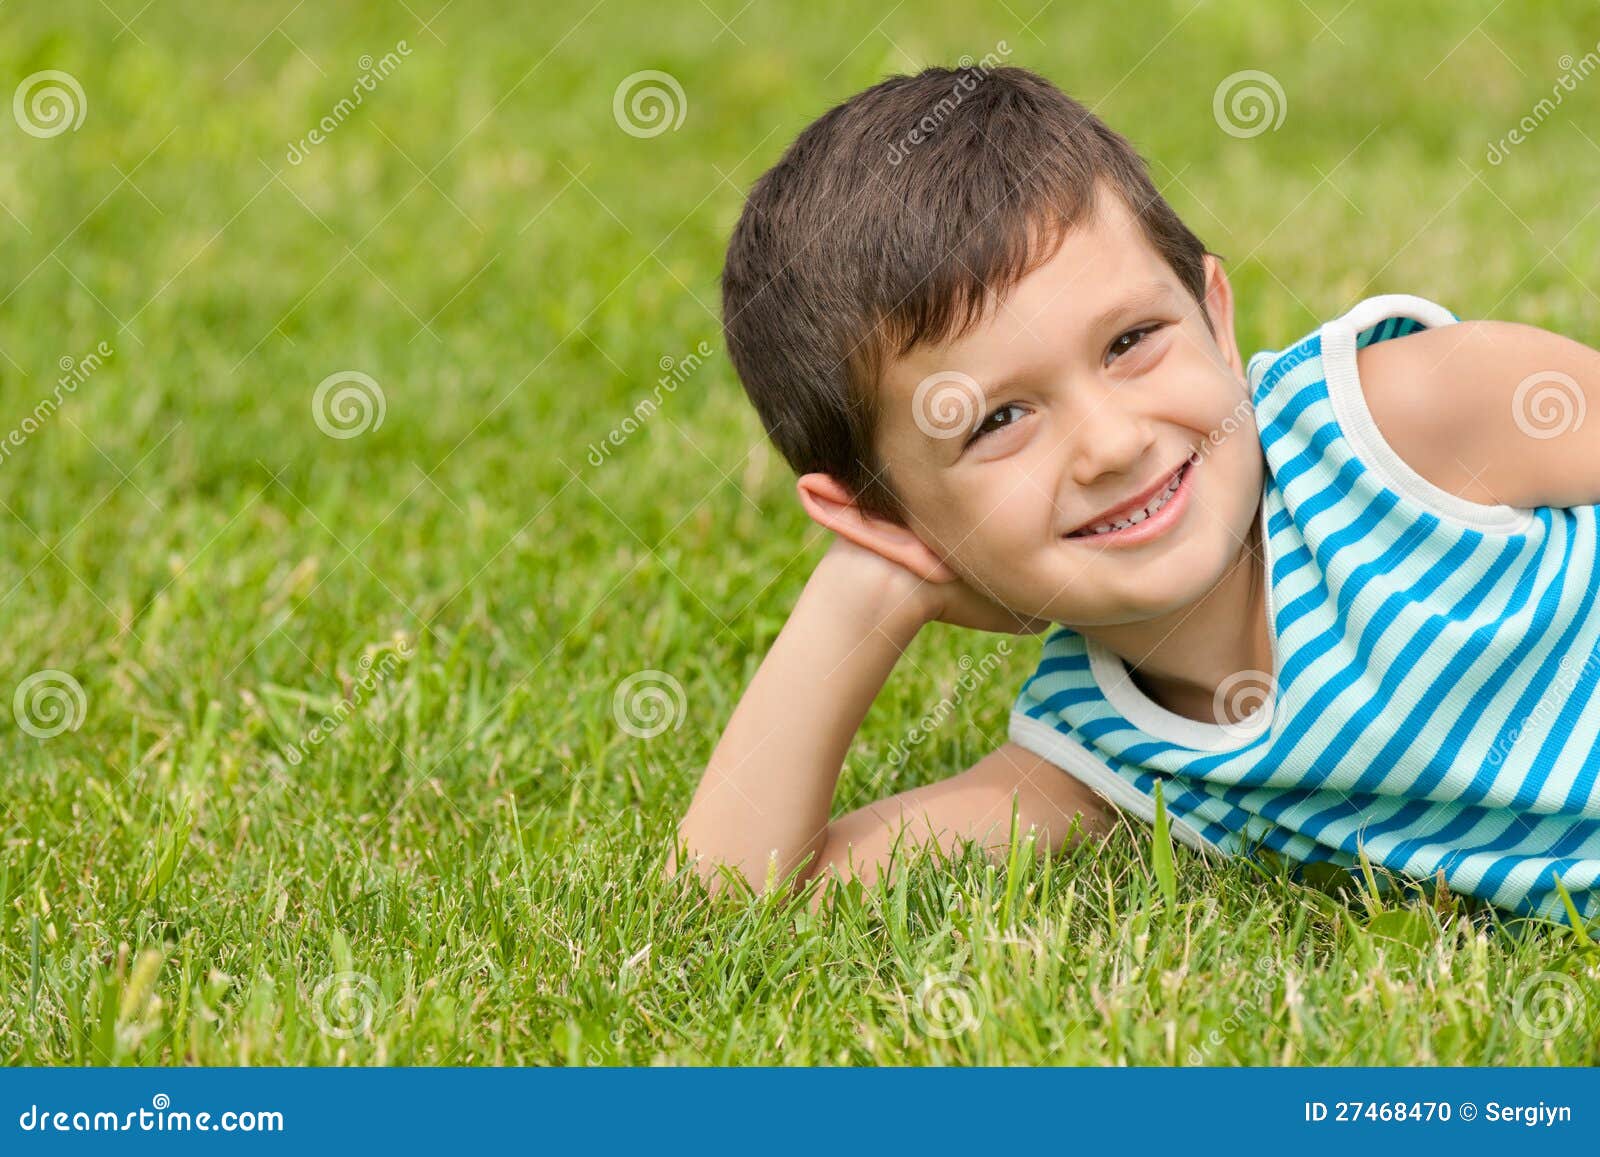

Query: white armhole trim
(1008, 712), (1231, 860)
(1320, 293), (1538, 536)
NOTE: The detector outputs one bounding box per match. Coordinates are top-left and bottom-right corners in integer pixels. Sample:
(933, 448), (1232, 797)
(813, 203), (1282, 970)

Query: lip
(1064, 452), (1199, 547)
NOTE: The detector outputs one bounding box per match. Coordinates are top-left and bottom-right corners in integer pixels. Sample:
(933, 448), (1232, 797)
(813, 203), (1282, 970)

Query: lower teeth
(1078, 466), (1184, 537)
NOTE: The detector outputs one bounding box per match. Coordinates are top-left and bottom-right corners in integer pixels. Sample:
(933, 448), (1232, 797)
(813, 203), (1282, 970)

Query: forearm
(674, 547), (929, 891)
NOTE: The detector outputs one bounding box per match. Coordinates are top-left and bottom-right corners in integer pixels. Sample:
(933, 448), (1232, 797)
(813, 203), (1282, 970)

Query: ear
(796, 473), (959, 583)
(1201, 253), (1243, 379)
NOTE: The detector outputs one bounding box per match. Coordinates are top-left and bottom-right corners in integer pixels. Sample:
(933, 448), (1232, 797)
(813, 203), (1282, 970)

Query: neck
(1080, 513), (1272, 727)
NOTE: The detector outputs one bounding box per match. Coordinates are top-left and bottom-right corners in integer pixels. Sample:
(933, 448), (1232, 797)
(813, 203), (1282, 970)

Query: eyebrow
(973, 280), (1178, 406)
(1084, 280), (1178, 336)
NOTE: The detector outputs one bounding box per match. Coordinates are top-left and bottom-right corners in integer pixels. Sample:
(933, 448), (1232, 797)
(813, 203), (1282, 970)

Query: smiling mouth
(1065, 457), (1194, 540)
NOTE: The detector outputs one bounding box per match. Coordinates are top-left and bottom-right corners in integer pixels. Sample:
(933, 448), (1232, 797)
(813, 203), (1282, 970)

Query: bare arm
(797, 740), (1118, 907)
(667, 537), (1116, 901)
(1357, 320), (1600, 509)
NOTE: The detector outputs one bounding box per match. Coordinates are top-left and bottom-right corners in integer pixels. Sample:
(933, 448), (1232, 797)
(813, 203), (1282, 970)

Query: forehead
(877, 189), (1176, 402)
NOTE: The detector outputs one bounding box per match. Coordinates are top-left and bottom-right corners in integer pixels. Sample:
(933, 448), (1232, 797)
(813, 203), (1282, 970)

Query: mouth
(1065, 452), (1199, 546)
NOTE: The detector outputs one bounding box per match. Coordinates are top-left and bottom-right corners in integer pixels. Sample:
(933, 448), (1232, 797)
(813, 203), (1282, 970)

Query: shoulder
(1353, 319), (1600, 510)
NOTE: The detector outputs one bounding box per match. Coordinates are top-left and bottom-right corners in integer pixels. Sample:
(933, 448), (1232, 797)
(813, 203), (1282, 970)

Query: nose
(1065, 386), (1157, 489)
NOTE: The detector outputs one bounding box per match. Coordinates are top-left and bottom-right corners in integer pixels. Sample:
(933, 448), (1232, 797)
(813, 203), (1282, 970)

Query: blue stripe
(1348, 530), (1539, 801)
(1270, 416), (1343, 492)
(1452, 510), (1582, 809)
(1272, 528), (1480, 838)
(1258, 379), (1327, 451)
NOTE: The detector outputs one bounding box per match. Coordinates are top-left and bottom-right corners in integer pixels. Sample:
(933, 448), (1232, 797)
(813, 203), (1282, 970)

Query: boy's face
(872, 187), (1260, 627)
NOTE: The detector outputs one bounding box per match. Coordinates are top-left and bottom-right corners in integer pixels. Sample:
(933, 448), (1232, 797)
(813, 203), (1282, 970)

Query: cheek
(1145, 363), (1250, 456)
(940, 483), (1043, 576)
(930, 469), (1046, 558)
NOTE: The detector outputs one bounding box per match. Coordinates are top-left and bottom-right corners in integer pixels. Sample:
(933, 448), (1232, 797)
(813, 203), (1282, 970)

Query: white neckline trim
(1319, 293), (1538, 536)
(1082, 472), (1279, 751)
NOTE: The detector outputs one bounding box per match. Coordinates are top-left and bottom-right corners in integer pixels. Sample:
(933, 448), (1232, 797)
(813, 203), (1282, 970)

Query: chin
(1045, 560), (1217, 627)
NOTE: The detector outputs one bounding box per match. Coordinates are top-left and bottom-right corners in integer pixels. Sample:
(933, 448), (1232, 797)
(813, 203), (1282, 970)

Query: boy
(670, 66), (1600, 924)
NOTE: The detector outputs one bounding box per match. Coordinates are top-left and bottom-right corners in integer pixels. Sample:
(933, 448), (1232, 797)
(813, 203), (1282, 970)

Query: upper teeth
(1077, 466), (1184, 537)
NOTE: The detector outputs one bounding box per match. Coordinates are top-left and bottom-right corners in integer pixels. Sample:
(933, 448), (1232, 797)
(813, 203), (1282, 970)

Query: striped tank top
(1010, 293), (1600, 927)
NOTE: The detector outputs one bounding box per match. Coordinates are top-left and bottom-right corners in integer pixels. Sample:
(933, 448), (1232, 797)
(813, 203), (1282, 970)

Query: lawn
(2, 0), (1598, 1064)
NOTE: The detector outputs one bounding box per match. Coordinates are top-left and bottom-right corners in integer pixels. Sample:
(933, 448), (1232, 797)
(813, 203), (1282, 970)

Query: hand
(815, 535), (1050, 637)
(922, 569), (1053, 636)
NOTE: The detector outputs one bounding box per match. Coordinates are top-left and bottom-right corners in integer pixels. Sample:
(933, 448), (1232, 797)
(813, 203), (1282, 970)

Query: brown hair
(721, 65), (1216, 519)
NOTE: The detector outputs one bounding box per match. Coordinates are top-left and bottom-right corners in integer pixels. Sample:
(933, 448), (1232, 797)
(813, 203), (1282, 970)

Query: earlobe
(795, 474), (958, 583)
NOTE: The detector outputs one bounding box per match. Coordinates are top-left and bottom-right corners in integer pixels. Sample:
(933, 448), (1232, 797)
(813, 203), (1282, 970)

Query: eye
(1105, 324), (1163, 366)
(966, 402), (1027, 446)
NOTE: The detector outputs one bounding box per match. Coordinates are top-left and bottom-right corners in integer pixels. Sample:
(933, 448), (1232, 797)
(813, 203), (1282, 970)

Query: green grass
(2, 0), (1599, 1064)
